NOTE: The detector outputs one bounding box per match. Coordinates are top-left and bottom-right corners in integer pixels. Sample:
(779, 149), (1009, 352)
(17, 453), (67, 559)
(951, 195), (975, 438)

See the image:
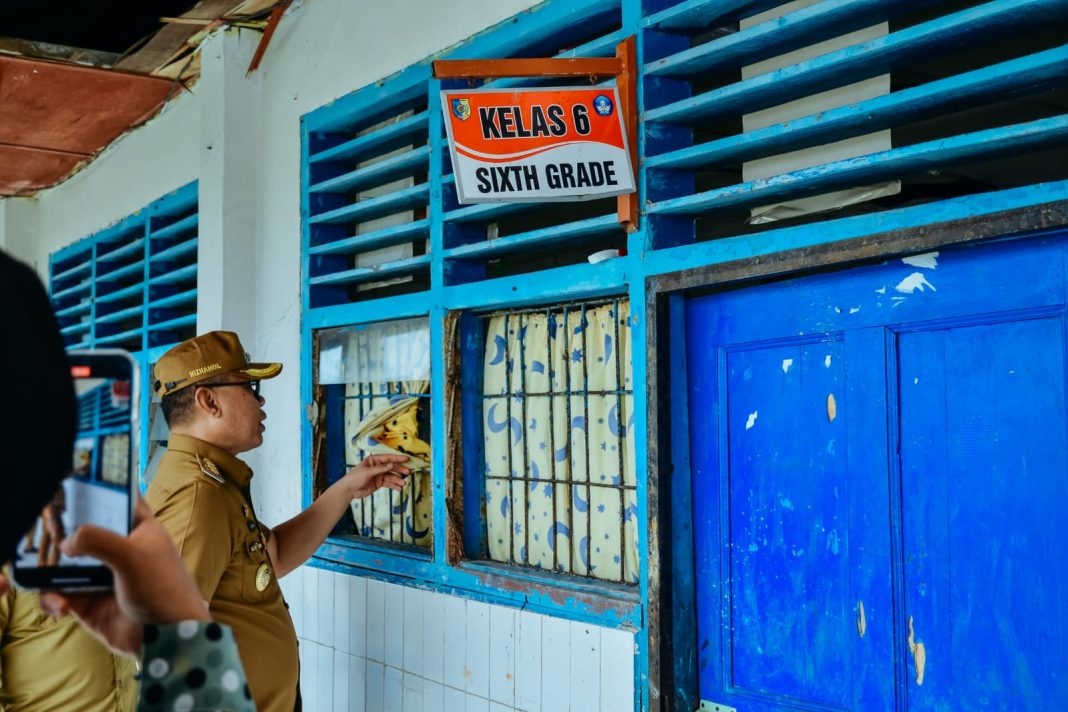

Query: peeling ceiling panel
(0, 55), (173, 196)
(0, 145), (83, 196)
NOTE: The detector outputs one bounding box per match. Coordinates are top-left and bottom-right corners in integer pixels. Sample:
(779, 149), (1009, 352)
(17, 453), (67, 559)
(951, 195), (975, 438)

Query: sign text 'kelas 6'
(442, 87), (636, 204)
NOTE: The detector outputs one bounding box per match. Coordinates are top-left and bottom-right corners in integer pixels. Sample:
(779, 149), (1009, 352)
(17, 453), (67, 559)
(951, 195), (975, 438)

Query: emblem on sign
(451, 98), (471, 121)
(593, 94), (613, 116)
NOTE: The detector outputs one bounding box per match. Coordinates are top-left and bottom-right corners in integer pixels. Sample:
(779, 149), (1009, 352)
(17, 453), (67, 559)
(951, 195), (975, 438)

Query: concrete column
(0, 197), (41, 277)
(196, 28), (262, 347)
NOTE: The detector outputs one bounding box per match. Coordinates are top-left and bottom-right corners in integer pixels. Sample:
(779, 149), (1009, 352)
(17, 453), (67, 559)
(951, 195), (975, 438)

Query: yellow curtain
(100, 433), (130, 486)
(483, 302), (638, 584)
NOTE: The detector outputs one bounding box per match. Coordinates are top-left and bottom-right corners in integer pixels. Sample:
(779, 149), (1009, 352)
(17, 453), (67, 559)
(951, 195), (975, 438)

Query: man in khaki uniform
(145, 332), (408, 712)
(0, 583), (137, 711)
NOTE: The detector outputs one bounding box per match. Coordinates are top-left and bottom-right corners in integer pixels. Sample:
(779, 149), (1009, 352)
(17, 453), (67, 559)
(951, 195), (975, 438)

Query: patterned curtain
(322, 317), (434, 548)
(346, 381), (433, 548)
(483, 301), (638, 584)
(100, 433), (130, 486)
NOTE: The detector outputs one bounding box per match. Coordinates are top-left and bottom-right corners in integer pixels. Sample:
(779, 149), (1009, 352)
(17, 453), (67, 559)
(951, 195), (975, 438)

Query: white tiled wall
(279, 566), (637, 712)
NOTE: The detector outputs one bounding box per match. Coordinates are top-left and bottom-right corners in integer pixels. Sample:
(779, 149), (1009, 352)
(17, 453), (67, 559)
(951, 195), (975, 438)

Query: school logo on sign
(451, 98), (471, 121)
(593, 94), (613, 117)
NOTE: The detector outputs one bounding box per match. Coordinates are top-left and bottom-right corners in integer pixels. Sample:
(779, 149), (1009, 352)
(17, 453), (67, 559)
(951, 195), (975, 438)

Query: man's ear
(193, 386), (223, 418)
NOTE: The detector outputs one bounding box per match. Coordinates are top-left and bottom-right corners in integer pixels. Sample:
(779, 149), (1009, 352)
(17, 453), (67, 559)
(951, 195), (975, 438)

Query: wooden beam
(247, 0), (292, 74)
(432, 56), (621, 79)
(615, 35), (639, 233)
(159, 17), (214, 26)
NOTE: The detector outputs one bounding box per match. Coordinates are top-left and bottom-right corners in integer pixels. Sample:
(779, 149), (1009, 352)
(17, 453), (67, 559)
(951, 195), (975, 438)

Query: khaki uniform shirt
(0, 588), (137, 712)
(145, 434), (298, 712)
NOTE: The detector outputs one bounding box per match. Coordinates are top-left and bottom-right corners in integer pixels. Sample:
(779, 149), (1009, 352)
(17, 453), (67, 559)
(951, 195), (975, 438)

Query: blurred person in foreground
(0, 249), (254, 711)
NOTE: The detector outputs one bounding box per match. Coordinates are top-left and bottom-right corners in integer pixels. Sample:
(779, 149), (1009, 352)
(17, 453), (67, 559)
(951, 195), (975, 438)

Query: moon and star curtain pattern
(482, 300), (638, 584)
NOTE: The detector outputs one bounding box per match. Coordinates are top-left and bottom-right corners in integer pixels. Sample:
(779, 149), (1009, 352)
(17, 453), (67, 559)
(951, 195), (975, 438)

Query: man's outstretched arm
(267, 454), (409, 577)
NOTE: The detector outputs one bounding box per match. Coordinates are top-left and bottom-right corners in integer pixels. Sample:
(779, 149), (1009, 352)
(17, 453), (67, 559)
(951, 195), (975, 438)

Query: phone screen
(13, 351), (137, 589)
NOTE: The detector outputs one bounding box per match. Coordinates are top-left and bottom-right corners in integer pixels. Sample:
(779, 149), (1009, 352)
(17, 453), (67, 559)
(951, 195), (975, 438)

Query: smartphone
(12, 349), (139, 590)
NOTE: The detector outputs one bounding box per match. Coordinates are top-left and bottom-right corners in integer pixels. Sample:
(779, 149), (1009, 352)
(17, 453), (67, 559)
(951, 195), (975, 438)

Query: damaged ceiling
(0, 0), (285, 197)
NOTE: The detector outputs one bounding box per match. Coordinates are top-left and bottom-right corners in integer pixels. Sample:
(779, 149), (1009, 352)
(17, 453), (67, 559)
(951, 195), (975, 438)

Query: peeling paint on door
(826, 393), (837, 422)
(895, 272), (937, 294)
(908, 616), (927, 686)
(856, 600), (866, 639)
(902, 251), (940, 269)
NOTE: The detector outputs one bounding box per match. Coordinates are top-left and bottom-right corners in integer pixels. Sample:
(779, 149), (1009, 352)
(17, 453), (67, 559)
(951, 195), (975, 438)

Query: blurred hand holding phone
(12, 350), (138, 590)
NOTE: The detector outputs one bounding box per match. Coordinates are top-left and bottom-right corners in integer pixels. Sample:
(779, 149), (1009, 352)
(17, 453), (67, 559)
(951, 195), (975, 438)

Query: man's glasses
(199, 380), (261, 397)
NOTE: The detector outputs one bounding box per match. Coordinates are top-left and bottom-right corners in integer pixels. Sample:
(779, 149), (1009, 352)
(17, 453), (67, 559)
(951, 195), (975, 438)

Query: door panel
(897, 316), (1068, 709)
(725, 340), (851, 706)
(688, 324), (894, 710)
(687, 232), (1068, 711)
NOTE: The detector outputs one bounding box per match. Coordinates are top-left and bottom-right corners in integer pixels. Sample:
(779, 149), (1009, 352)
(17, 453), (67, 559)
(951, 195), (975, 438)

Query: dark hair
(0, 251), (77, 557)
(160, 385), (198, 427)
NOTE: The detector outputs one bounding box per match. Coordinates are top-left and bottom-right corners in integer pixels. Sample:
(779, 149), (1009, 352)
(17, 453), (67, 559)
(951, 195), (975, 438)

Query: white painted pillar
(0, 197), (41, 277)
(196, 28), (263, 348)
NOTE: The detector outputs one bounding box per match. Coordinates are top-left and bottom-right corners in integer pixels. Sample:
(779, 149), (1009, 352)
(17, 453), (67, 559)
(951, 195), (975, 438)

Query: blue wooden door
(686, 232), (1068, 710)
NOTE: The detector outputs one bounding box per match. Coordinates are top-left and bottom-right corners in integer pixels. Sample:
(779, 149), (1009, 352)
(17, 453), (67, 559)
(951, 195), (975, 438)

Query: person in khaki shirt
(144, 331), (408, 712)
(0, 583), (137, 712)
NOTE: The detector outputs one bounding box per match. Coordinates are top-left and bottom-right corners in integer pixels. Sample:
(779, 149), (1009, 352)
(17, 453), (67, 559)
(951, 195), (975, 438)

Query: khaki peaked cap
(152, 330), (282, 397)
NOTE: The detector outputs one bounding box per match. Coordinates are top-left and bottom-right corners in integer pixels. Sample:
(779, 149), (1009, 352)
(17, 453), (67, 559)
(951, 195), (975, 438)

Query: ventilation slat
(152, 237), (199, 263)
(97, 237), (146, 263)
(309, 146), (430, 195)
(60, 322), (91, 336)
(52, 260), (92, 282)
(309, 219), (430, 256)
(150, 263), (198, 285)
(96, 304), (145, 325)
(95, 283), (143, 304)
(444, 214), (618, 260)
(308, 254), (431, 287)
(148, 314), (197, 332)
(642, 0), (783, 32)
(95, 327), (143, 346)
(149, 213), (198, 241)
(52, 281), (91, 301)
(309, 183), (430, 225)
(309, 111), (430, 165)
(96, 259), (145, 283)
(649, 114), (1068, 216)
(148, 289), (198, 310)
(55, 301), (92, 318)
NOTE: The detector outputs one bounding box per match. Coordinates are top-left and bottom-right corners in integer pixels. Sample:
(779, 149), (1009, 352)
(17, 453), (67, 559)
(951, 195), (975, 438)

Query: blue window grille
(471, 297), (638, 584)
(71, 380), (133, 490)
(300, 0), (1068, 623)
(304, 72), (433, 307)
(49, 182), (199, 491)
(49, 182), (200, 352)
